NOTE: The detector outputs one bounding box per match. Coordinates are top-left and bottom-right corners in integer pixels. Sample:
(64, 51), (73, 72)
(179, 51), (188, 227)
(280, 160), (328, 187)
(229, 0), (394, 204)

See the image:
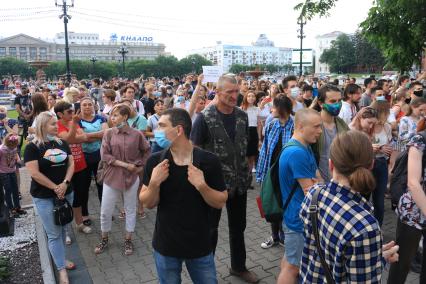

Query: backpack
(260, 141), (299, 223)
(390, 131), (426, 205)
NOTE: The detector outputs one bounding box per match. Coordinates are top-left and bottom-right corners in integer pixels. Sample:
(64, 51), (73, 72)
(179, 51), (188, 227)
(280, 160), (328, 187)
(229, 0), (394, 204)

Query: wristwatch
(63, 179), (70, 185)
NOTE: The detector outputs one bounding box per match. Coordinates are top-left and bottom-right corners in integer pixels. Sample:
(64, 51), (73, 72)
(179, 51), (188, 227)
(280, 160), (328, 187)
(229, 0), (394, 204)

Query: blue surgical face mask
(290, 87), (300, 99)
(0, 113), (6, 120)
(154, 130), (171, 149)
(154, 92), (162, 97)
(176, 96), (185, 103)
(116, 122), (127, 129)
(46, 134), (56, 141)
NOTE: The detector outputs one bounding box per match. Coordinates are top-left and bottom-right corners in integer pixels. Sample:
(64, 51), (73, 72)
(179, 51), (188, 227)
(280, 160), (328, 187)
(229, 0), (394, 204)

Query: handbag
(308, 188), (336, 284)
(53, 197), (73, 226)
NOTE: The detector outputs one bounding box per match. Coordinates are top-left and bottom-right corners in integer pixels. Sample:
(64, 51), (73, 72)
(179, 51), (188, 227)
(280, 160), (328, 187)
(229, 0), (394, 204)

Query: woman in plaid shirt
(300, 130), (399, 283)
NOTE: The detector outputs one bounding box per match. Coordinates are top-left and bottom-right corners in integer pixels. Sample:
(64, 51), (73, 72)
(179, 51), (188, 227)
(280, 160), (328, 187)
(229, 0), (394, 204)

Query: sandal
(124, 239), (133, 255)
(77, 224), (92, 234)
(118, 211), (126, 219)
(65, 261), (76, 270)
(94, 237), (109, 254)
(138, 212), (146, 219)
(82, 219), (92, 226)
(15, 208), (27, 215)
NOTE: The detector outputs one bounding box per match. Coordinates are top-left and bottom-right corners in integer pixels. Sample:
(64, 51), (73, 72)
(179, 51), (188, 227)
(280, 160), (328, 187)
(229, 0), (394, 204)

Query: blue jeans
(282, 222), (304, 267)
(154, 250), (217, 284)
(372, 157), (388, 226)
(33, 192), (74, 271)
(0, 172), (20, 209)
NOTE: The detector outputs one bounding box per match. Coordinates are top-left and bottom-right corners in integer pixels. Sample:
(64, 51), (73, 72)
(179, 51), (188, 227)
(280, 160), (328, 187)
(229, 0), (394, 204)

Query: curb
(34, 206), (56, 284)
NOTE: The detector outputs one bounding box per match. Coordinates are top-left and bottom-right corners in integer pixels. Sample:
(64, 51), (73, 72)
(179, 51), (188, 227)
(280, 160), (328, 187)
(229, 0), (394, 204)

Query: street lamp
(117, 44), (128, 78)
(55, 0), (74, 84)
(297, 16), (306, 77)
(90, 56), (97, 78)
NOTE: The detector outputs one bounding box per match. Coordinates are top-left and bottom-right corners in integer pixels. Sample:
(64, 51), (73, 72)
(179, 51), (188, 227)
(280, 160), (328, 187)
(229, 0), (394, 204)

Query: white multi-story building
(314, 31), (344, 74)
(0, 32), (166, 62)
(191, 34), (293, 72)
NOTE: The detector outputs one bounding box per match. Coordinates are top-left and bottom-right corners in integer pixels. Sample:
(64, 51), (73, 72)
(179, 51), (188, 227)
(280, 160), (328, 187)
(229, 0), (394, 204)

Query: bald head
(294, 109), (320, 129)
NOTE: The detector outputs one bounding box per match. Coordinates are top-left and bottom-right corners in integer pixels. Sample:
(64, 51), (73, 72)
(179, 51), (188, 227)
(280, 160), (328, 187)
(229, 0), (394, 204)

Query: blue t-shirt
(279, 138), (317, 233)
(79, 114), (107, 153)
(128, 114), (148, 131)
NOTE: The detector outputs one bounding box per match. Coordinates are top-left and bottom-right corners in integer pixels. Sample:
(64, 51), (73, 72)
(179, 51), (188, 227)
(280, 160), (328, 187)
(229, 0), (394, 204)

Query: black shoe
(410, 251), (423, 274)
(83, 219), (92, 226)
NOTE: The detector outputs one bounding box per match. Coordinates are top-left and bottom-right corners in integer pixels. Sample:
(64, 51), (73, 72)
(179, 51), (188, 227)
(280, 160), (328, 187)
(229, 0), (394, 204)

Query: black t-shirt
(237, 93), (244, 107)
(24, 140), (72, 199)
(191, 109), (237, 146)
(143, 147), (226, 258)
(304, 98), (313, 108)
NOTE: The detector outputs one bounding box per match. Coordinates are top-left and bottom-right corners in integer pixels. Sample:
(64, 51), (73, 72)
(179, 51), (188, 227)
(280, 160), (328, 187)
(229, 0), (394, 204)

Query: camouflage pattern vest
(201, 105), (249, 196)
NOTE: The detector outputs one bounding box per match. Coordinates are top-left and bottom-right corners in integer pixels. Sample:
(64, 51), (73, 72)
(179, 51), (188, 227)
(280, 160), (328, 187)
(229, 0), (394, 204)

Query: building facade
(314, 31), (344, 74)
(191, 34), (293, 72)
(0, 33), (166, 62)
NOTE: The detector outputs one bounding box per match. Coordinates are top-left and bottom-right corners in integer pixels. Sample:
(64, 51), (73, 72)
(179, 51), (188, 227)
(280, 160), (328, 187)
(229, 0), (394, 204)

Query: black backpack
(390, 131), (426, 205)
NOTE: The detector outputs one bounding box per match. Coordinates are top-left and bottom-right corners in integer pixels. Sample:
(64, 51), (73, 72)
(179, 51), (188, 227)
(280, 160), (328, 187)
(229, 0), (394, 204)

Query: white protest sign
(202, 66), (223, 83)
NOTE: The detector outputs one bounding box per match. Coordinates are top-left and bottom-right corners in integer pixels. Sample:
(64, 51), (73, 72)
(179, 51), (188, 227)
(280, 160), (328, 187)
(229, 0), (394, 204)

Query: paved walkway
(20, 169), (420, 283)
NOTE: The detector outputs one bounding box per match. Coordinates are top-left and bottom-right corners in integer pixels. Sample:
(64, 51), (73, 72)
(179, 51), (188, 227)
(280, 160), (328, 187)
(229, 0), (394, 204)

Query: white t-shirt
(245, 106), (260, 127)
(147, 113), (160, 142)
(338, 101), (357, 125)
(294, 101), (305, 113)
(133, 100), (145, 116)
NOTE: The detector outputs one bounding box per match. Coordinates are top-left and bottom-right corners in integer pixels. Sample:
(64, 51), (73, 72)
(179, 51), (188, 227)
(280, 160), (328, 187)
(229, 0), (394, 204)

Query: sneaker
(65, 235), (72, 245)
(252, 168), (256, 173)
(260, 236), (278, 249)
(124, 239), (133, 255)
(229, 269), (259, 283)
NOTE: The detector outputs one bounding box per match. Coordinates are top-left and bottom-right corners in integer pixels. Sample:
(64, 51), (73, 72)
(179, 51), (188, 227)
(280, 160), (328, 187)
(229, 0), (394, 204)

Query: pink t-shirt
(0, 144), (17, 173)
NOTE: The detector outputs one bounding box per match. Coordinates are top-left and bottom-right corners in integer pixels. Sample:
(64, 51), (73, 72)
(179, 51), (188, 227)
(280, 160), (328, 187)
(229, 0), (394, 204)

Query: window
(19, 47), (27, 60)
(40, 47), (47, 60)
(9, 47), (17, 57)
(30, 47), (37, 60)
(0, 47), (5, 57)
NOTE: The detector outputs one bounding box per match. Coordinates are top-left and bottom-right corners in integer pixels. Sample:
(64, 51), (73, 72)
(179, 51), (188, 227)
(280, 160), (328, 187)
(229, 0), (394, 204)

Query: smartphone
(74, 102), (81, 112)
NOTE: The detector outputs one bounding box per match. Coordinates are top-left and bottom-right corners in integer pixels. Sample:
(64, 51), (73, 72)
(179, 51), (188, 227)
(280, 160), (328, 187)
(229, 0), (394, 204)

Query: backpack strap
(308, 188), (336, 284)
(131, 116), (140, 129)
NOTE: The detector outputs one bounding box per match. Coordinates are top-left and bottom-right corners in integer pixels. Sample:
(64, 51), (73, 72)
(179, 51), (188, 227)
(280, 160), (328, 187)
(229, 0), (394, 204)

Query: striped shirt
(300, 181), (384, 283)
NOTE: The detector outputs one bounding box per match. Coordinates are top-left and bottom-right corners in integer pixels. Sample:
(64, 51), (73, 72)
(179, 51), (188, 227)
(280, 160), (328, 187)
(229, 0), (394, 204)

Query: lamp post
(297, 16), (306, 77)
(55, 0), (74, 84)
(90, 56), (97, 78)
(117, 44), (128, 78)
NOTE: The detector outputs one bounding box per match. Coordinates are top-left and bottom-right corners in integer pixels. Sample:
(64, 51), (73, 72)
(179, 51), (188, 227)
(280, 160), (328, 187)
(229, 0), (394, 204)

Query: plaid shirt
(256, 117), (294, 183)
(300, 181), (384, 283)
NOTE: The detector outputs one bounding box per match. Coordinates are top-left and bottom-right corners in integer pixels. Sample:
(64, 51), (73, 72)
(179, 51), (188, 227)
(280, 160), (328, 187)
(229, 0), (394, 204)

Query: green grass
(7, 110), (18, 119)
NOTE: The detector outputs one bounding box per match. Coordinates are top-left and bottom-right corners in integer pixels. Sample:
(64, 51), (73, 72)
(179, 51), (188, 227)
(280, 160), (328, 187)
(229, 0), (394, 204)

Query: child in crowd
(0, 133), (26, 217)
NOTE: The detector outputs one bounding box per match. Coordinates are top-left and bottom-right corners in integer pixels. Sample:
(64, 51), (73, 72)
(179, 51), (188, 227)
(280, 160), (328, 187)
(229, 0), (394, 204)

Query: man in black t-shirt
(140, 108), (227, 283)
(14, 87), (33, 149)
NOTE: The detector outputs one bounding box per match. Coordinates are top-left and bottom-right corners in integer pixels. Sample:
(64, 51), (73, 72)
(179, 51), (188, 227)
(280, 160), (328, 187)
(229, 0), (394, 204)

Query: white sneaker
(260, 236), (278, 249)
(65, 235), (72, 245)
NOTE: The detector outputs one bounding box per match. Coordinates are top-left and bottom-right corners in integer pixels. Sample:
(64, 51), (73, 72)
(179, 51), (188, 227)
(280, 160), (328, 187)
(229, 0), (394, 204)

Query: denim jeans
(154, 250), (217, 284)
(372, 157), (388, 226)
(33, 192), (74, 271)
(0, 172), (20, 209)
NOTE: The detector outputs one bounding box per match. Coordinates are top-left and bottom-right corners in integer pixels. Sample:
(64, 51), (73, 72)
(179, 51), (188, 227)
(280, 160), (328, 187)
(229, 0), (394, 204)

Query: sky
(0, 0), (374, 59)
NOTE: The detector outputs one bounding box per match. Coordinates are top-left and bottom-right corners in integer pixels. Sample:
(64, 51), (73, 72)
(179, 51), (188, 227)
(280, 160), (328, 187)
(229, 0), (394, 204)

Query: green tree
(179, 54), (212, 74)
(295, 0), (426, 72)
(0, 57), (34, 79)
(353, 31), (385, 73)
(229, 64), (248, 74)
(319, 34), (356, 73)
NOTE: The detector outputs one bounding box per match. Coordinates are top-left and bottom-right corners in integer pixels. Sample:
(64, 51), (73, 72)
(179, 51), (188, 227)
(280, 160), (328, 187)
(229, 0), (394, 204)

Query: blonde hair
(33, 111), (61, 146)
(0, 106), (7, 113)
(63, 87), (79, 103)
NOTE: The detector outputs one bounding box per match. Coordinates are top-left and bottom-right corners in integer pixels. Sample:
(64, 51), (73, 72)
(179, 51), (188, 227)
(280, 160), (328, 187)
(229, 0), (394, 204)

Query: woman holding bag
(24, 111), (75, 284)
(94, 104), (150, 255)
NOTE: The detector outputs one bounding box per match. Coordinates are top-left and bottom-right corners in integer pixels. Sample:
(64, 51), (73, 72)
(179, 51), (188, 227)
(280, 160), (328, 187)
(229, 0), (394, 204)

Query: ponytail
(348, 167), (376, 195)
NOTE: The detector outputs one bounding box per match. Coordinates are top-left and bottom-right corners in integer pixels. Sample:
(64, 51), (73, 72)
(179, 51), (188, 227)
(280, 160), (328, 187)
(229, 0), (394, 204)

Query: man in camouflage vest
(191, 73), (258, 283)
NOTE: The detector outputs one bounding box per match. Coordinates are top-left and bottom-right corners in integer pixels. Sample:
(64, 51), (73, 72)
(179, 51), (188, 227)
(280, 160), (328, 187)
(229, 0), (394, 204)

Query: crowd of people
(1, 70), (426, 283)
